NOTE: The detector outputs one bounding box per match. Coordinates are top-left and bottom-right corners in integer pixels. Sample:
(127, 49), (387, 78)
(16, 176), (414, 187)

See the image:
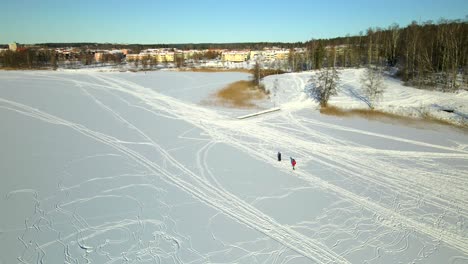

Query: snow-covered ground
(263, 69), (468, 126)
(0, 69), (467, 264)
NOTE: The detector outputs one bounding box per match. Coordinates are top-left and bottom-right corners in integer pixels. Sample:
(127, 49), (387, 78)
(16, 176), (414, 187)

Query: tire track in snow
(0, 97), (350, 264)
(89, 73), (468, 255)
(5, 71), (467, 261)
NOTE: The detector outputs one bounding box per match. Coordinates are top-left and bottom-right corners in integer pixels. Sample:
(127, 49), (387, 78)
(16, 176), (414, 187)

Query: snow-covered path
(0, 70), (467, 263)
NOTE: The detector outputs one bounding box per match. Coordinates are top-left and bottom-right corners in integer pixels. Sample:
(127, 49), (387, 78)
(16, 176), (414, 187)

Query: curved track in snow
(1, 71), (467, 263)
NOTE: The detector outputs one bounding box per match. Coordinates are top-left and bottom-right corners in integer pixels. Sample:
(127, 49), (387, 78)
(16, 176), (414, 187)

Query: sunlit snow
(0, 69), (467, 263)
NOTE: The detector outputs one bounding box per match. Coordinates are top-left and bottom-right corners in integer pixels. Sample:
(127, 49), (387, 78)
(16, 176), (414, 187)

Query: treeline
(288, 18), (467, 91)
(0, 49), (124, 69)
(34, 42), (304, 51)
(0, 50), (58, 69)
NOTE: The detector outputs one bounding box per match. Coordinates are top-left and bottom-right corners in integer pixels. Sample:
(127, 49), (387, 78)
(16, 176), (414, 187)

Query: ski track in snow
(1, 71), (467, 263)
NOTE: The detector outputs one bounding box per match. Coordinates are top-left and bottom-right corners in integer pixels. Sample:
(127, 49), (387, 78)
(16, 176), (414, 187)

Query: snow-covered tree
(360, 66), (386, 109)
(307, 67), (341, 107)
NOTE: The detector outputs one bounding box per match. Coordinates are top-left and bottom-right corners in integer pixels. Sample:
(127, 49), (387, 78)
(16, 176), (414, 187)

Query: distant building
(274, 50), (289, 60)
(249, 50), (261, 61)
(8, 42), (18, 51)
(125, 54), (140, 61)
(157, 52), (174, 62)
(94, 52), (104, 62)
(222, 50), (249, 62)
(249, 49), (289, 61)
(126, 51), (175, 63)
(182, 50), (200, 59)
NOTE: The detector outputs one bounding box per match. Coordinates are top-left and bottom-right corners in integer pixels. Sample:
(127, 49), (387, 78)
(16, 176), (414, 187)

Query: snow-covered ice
(0, 69), (467, 263)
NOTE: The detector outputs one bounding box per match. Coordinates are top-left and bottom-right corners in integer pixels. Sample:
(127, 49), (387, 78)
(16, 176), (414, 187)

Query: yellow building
(126, 52), (175, 63)
(222, 51), (249, 62)
(125, 54), (140, 61)
(248, 48), (290, 61)
(182, 50), (200, 59)
(275, 50), (289, 60)
(157, 52), (174, 62)
(249, 50), (261, 60)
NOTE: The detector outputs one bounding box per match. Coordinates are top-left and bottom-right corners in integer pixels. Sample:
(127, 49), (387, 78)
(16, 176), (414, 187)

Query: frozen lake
(0, 70), (467, 263)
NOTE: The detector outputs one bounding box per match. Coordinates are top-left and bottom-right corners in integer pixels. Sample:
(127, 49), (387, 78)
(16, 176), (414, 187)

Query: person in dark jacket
(277, 151), (282, 161)
(290, 157), (296, 170)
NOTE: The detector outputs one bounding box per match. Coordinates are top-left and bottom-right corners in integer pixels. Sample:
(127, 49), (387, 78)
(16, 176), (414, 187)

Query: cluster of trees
(98, 53), (124, 64)
(0, 49), (57, 69)
(0, 47), (125, 69)
(305, 65), (386, 109)
(189, 50), (221, 61)
(293, 18), (467, 91)
(396, 20), (467, 91)
(293, 18), (467, 109)
(127, 55), (158, 69)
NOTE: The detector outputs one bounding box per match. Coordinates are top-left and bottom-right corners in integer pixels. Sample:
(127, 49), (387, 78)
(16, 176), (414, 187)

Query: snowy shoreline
(262, 68), (468, 128)
(2, 66), (467, 128)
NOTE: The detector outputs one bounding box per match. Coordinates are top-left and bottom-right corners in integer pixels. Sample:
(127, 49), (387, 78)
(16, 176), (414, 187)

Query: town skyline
(1, 0), (467, 44)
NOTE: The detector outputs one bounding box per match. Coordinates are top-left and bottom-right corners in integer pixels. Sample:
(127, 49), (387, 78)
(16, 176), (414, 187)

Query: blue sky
(1, 0), (466, 44)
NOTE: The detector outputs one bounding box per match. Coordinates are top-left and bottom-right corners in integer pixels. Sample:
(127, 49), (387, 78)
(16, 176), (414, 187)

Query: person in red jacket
(290, 157), (296, 170)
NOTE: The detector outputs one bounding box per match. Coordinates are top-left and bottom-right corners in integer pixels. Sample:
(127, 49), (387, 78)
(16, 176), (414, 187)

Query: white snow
(0, 69), (467, 264)
(263, 68), (468, 126)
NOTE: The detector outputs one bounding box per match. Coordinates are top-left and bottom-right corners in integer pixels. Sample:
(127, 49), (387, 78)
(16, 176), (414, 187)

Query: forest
(293, 18), (467, 91)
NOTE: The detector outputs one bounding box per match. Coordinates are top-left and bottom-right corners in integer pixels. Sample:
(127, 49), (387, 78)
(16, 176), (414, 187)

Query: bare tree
(307, 67), (341, 107)
(288, 48), (295, 72)
(150, 55), (159, 68)
(141, 55), (149, 69)
(328, 45), (337, 67)
(253, 61), (262, 86)
(175, 53), (185, 68)
(134, 57), (140, 68)
(389, 23), (400, 66)
(367, 28), (374, 65)
(272, 78), (279, 107)
(50, 51), (58, 70)
(360, 66), (386, 109)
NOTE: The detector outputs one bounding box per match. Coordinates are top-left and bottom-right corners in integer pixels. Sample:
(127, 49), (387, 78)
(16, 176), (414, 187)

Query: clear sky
(1, 0), (467, 44)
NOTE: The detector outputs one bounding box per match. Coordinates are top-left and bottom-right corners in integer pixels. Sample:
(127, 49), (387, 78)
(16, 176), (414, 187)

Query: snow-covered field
(0, 69), (467, 263)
